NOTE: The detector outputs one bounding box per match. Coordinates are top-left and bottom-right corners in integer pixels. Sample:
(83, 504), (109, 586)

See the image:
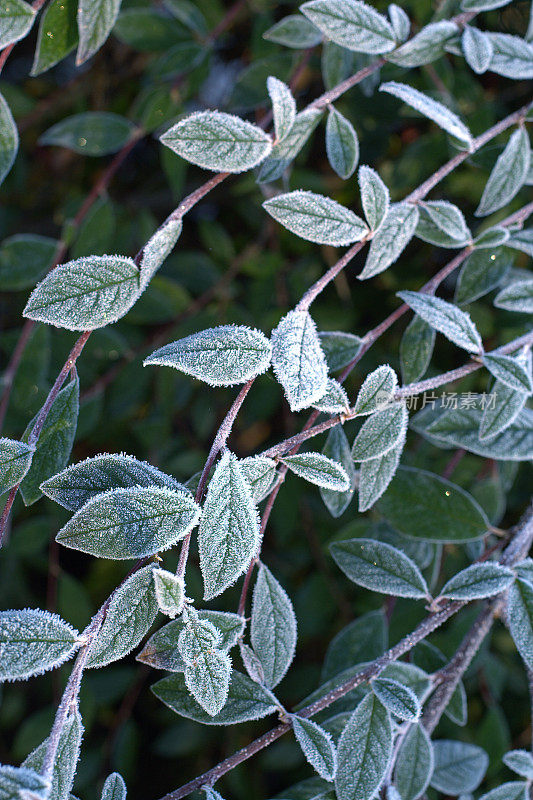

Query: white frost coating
(203, 788), (225, 800)
(320, 426), (357, 519)
(503, 750), (533, 780)
(431, 740), (488, 794)
(312, 378), (350, 413)
(506, 579), (533, 671)
(482, 353), (533, 394)
(178, 608), (232, 716)
(300, 0), (396, 54)
(239, 641), (266, 684)
(394, 723), (434, 800)
(292, 715), (337, 781)
(461, 0), (515, 12)
(139, 218), (182, 290)
(23, 255), (140, 330)
(418, 200), (471, 242)
(358, 202), (419, 280)
(281, 452), (350, 492)
(439, 562), (514, 601)
(388, 4), (410, 42)
(326, 107), (359, 180)
(0, 766), (49, 800)
(23, 707), (83, 800)
(251, 563), (297, 688)
(56, 486), (201, 559)
(371, 677), (421, 721)
(484, 33), (533, 80)
(462, 25), (494, 74)
(0, 437), (34, 494)
(351, 402), (408, 462)
(473, 225), (510, 249)
(198, 451), (260, 600)
(263, 15), (323, 48)
(0, 0), (35, 50)
(353, 365), (397, 415)
(358, 165), (390, 232)
(0, 608), (80, 681)
(386, 21), (458, 67)
(239, 456), (278, 502)
(476, 128), (530, 217)
(160, 111), (272, 173)
(257, 108), (323, 183)
(319, 330), (364, 371)
(101, 773), (127, 800)
(263, 190), (368, 247)
(271, 309), (328, 411)
(0, 92), (18, 186)
(153, 569), (186, 618)
(398, 291), (483, 353)
(267, 76), (296, 143)
(494, 279), (533, 313)
(380, 81), (472, 146)
(358, 432), (405, 511)
(480, 352), (530, 440)
(77, 0), (121, 64)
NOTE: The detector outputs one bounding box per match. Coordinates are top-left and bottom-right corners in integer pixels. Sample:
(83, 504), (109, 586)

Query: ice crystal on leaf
(0, 608), (80, 681)
(251, 563), (297, 688)
(178, 608), (232, 717)
(271, 310), (328, 411)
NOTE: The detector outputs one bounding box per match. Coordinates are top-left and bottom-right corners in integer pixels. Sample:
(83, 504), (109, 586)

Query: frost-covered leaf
(56, 486), (200, 559)
(482, 353), (533, 394)
(0, 0), (35, 49)
(388, 4), (409, 42)
(251, 563), (297, 688)
(258, 108), (322, 183)
(462, 0), (513, 8)
(0, 93), (18, 187)
(101, 774), (126, 800)
(358, 166), (389, 232)
(239, 641), (265, 684)
(351, 402), (408, 461)
(507, 229), (533, 257)
(397, 291), (482, 353)
(271, 310), (328, 411)
(330, 537), (429, 598)
(263, 15), (323, 48)
(400, 315), (435, 384)
(178, 608), (232, 716)
(320, 426), (357, 518)
(199, 451), (260, 599)
(394, 723), (434, 800)
(480, 373), (529, 441)
(144, 325), (272, 387)
(371, 677), (420, 721)
(485, 33), (533, 80)
(416, 201), (471, 247)
(139, 218), (182, 290)
(160, 111), (272, 173)
(478, 784), (528, 800)
(282, 452), (350, 492)
(335, 693), (392, 800)
(380, 82), (472, 147)
(358, 203), (419, 280)
(476, 128), (530, 217)
(263, 191), (368, 246)
(40, 113), (135, 156)
(387, 20), (458, 67)
(326, 107), (359, 180)
(239, 456), (277, 502)
(439, 562), (514, 601)
(76, 0), (121, 63)
(431, 741), (488, 794)
(506, 578), (533, 670)
(0, 438), (34, 495)
(353, 365), (397, 415)
(292, 716), (337, 781)
(31, 0), (78, 75)
(455, 248), (511, 305)
(503, 750), (533, 780)
(203, 789), (225, 800)
(0, 766), (49, 800)
(300, 0), (396, 54)
(494, 279), (533, 313)
(312, 378), (350, 413)
(23, 255), (140, 330)
(23, 708), (83, 800)
(358, 436), (405, 512)
(0, 609), (79, 681)
(319, 331), (363, 371)
(462, 25), (493, 74)
(267, 77), (296, 143)
(473, 226), (509, 249)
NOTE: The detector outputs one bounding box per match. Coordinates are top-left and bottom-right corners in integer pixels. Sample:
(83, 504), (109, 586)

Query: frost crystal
(292, 715), (337, 781)
(271, 310), (328, 411)
(281, 452), (350, 492)
(23, 707), (83, 800)
(312, 378), (350, 414)
(398, 291), (483, 354)
(178, 608), (232, 717)
(353, 365), (397, 415)
(239, 456), (278, 502)
(153, 568), (185, 618)
(326, 107), (359, 180)
(351, 402), (408, 462)
(371, 677), (421, 721)
(0, 608), (80, 681)
(494, 279), (533, 313)
(101, 773), (127, 800)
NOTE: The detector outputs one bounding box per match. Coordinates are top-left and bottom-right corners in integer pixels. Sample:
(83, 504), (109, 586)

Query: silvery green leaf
(353, 365), (397, 415)
(326, 107), (359, 180)
(24, 255), (140, 330)
(358, 203), (419, 280)
(431, 741), (488, 794)
(320, 426), (357, 518)
(516, 559), (533, 585)
(239, 641), (265, 684)
(76, 0), (121, 63)
(400, 315), (435, 384)
(56, 486), (201, 559)
(462, 25), (493, 74)
(31, 0), (77, 75)
(101, 774), (126, 800)
(380, 82), (472, 147)
(144, 325), (272, 387)
(462, 0), (512, 8)
(41, 452), (187, 512)
(494, 279), (533, 313)
(439, 562), (514, 600)
(358, 166), (390, 232)
(479, 784), (529, 800)
(351, 402), (408, 461)
(482, 353), (533, 394)
(506, 578), (533, 670)
(485, 34), (533, 80)
(322, 610), (387, 680)
(151, 669), (278, 725)
(271, 310), (328, 412)
(358, 435), (405, 512)
(178, 608), (232, 716)
(160, 0), (206, 34)
(397, 291), (482, 353)
(239, 456), (277, 502)
(40, 113), (135, 156)
(282, 452), (350, 492)
(474, 226), (509, 247)
(507, 229), (533, 257)
(388, 4), (409, 42)
(139, 218), (182, 290)
(199, 451), (260, 599)
(153, 568), (184, 617)
(503, 750), (533, 779)
(476, 128), (530, 217)
(292, 716), (337, 781)
(394, 723), (433, 800)
(23, 708), (83, 800)
(263, 15), (323, 48)
(263, 191), (368, 246)
(300, 0), (396, 54)
(371, 677), (420, 721)
(0, 438), (34, 494)
(0, 0), (35, 49)
(0, 93), (18, 186)
(387, 21), (458, 67)
(413, 642), (468, 726)
(251, 563), (297, 688)
(267, 77), (296, 143)
(0, 608), (80, 681)
(312, 378), (350, 413)
(257, 108), (322, 183)
(480, 376), (529, 441)
(21, 375), (79, 506)
(319, 331), (363, 371)
(335, 693), (392, 800)
(160, 111), (272, 173)
(330, 537), (429, 598)
(322, 41), (354, 90)
(0, 766), (49, 800)
(417, 200), (471, 246)
(455, 248), (511, 305)
(203, 789), (224, 800)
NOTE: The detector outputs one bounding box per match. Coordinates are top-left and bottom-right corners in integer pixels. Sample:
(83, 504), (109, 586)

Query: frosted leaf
(400, 315), (435, 384)
(178, 608), (221, 659)
(199, 451), (260, 600)
(371, 677), (420, 721)
(101, 774), (126, 800)
(263, 191), (368, 247)
(416, 200), (471, 246)
(507, 229), (533, 257)
(478, 783), (529, 800)
(462, 25), (494, 74)
(153, 569), (185, 618)
(431, 741), (488, 794)
(87, 565), (158, 667)
(439, 562), (514, 601)
(516, 559), (533, 585)
(144, 325), (272, 387)
(0, 608), (80, 681)
(455, 248), (511, 306)
(330, 537), (429, 598)
(476, 128), (530, 217)
(139, 218), (182, 290)
(462, 0), (514, 11)
(319, 330), (363, 371)
(263, 15), (323, 48)
(397, 291), (483, 353)
(312, 378), (350, 414)
(56, 486), (201, 559)
(292, 716), (337, 781)
(239, 641), (266, 684)
(393, 723), (434, 800)
(480, 366), (530, 441)
(380, 82), (472, 147)
(203, 789), (225, 800)
(178, 608), (232, 716)
(353, 365), (397, 415)
(239, 456), (278, 502)
(386, 21), (458, 67)
(23, 708), (83, 800)
(473, 226), (510, 249)
(482, 353), (533, 394)
(506, 578), (533, 670)
(358, 435), (405, 512)
(271, 310), (328, 411)
(358, 202), (419, 279)
(160, 111), (272, 173)
(23, 255), (140, 330)
(0, 438), (34, 495)
(281, 452), (350, 492)
(0, 92), (18, 187)
(326, 107), (359, 180)
(494, 279), (533, 313)
(257, 108), (322, 183)
(41, 452), (188, 512)
(388, 4), (410, 42)
(267, 77), (296, 143)
(503, 750), (533, 780)
(335, 693), (392, 800)
(0, 767), (49, 800)
(0, 0), (35, 49)
(300, 0), (396, 54)
(485, 34), (533, 80)
(320, 426), (357, 518)
(358, 166), (390, 232)
(351, 402), (408, 461)
(77, 0), (121, 64)
(251, 563), (297, 688)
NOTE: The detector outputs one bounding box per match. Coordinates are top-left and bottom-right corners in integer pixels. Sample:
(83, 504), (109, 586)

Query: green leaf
(322, 41), (354, 89)
(371, 677), (420, 721)
(473, 225), (510, 249)
(358, 203), (419, 280)
(282, 452), (350, 492)
(0, 92), (18, 187)
(267, 76), (296, 143)
(393, 723), (434, 800)
(326, 107), (359, 180)
(351, 402), (408, 461)
(300, 0), (396, 54)
(358, 436), (405, 512)
(322, 610), (387, 680)
(178, 608), (232, 716)
(506, 578), (533, 670)
(415, 200), (471, 248)
(292, 716), (337, 781)
(312, 378), (350, 414)
(101, 773), (127, 800)
(31, 0), (78, 74)
(263, 15), (323, 48)
(271, 309), (328, 411)
(388, 20), (458, 67)
(479, 783), (529, 800)
(480, 374), (529, 441)
(0, 234), (57, 291)
(462, 25), (494, 74)
(319, 331), (363, 371)
(239, 456), (278, 502)
(40, 112), (136, 156)
(358, 166), (389, 232)
(23, 708), (83, 800)
(0, 608), (80, 681)
(0, 766), (49, 800)
(320, 426), (357, 518)
(162, 0), (207, 34)
(153, 569), (185, 618)
(76, 0), (122, 64)
(400, 315), (435, 384)
(257, 108), (322, 183)
(397, 291), (482, 353)
(476, 128), (531, 217)
(0, 0), (35, 49)
(439, 562), (514, 600)
(251, 563), (297, 688)
(113, 8), (187, 51)
(353, 366), (398, 415)
(139, 218), (182, 290)
(482, 353), (533, 394)
(0, 437), (34, 494)
(455, 248), (511, 305)
(503, 750), (533, 780)
(494, 279), (533, 313)
(431, 740), (488, 794)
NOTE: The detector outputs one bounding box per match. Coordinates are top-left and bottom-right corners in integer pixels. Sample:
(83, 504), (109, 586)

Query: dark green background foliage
(0, 0), (532, 798)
